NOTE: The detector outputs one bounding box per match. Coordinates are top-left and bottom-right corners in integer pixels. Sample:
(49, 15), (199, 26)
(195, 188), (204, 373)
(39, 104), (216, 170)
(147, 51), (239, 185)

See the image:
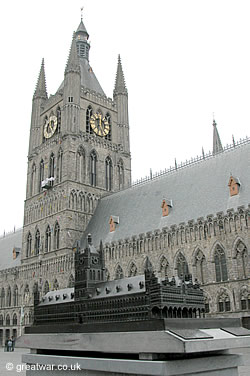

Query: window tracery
(115, 265), (124, 280)
(214, 245), (228, 282)
(217, 289), (231, 312)
(176, 252), (189, 280)
(194, 249), (207, 284)
(128, 262), (138, 277)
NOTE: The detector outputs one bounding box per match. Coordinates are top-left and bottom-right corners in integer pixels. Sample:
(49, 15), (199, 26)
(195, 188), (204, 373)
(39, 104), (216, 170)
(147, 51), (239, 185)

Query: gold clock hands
(49, 122), (53, 133)
(98, 114), (105, 135)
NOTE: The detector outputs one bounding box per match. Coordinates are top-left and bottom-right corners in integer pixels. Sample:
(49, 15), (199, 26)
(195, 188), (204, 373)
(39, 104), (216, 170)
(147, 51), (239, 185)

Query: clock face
(44, 115), (58, 139)
(90, 113), (110, 137)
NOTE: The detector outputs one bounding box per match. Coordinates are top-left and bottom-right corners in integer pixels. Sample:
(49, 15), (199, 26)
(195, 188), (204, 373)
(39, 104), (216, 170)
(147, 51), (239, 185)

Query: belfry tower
(21, 17), (131, 264)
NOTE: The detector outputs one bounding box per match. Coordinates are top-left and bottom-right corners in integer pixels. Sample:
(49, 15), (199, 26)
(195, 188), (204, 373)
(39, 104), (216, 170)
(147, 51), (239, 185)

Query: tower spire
(114, 55), (127, 96)
(212, 119), (223, 155)
(34, 59), (47, 100)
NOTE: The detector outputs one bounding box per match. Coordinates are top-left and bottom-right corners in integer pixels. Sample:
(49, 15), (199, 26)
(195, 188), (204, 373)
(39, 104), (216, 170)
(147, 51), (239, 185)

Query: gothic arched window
(214, 245), (228, 282)
(6, 314), (10, 326)
(105, 113), (112, 141)
(57, 149), (63, 183)
(0, 288), (5, 308)
(13, 313), (17, 325)
(39, 159), (44, 192)
(217, 290), (231, 312)
(176, 253), (189, 280)
(79, 192), (85, 211)
(76, 147), (85, 183)
(115, 265), (124, 280)
(117, 159), (124, 190)
(90, 151), (97, 186)
(44, 281), (49, 294)
(54, 222), (60, 250)
(49, 153), (55, 187)
(35, 229), (40, 255)
(86, 106), (93, 134)
(128, 262), (137, 277)
(26, 232), (32, 257)
(45, 225), (51, 253)
(0, 315), (3, 325)
(240, 288), (250, 310)
(194, 249), (207, 284)
(105, 156), (112, 191)
(13, 285), (18, 306)
(159, 256), (169, 279)
(6, 286), (11, 307)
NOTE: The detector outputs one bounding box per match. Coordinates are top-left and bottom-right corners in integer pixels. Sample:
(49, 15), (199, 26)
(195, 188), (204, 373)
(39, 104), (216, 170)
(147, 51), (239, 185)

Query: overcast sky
(0, 0), (250, 235)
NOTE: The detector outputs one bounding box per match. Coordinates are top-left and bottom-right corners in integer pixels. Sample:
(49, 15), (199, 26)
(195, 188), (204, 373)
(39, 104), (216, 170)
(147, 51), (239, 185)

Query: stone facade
(0, 16), (249, 348)
(102, 207), (249, 318)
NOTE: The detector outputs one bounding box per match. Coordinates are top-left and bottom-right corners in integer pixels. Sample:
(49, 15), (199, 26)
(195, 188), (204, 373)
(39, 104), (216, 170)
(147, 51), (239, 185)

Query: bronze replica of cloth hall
(0, 15), (249, 345)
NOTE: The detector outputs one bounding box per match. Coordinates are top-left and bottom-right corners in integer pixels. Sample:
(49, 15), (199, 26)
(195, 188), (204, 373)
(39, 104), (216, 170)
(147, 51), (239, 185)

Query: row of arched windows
(30, 147), (125, 198)
(0, 286), (18, 308)
(69, 190), (96, 212)
(0, 313), (18, 326)
(77, 148), (124, 190)
(112, 258), (249, 314)
(26, 223), (60, 257)
(30, 150), (63, 197)
(86, 106), (112, 141)
(108, 240), (248, 284)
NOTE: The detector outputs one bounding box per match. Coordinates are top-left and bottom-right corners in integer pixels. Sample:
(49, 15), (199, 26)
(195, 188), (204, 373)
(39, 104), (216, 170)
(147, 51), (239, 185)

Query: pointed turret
(33, 59), (47, 100)
(29, 59), (48, 154)
(113, 55), (130, 158)
(65, 33), (80, 75)
(114, 55), (128, 96)
(63, 33), (81, 134)
(213, 119), (223, 155)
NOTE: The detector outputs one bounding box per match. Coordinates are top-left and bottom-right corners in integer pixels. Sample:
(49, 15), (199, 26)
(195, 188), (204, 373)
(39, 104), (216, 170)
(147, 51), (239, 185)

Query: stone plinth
(17, 319), (250, 376)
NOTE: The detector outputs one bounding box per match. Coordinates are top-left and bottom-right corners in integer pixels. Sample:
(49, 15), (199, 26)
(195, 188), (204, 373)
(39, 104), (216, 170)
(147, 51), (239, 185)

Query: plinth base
(23, 352), (242, 376)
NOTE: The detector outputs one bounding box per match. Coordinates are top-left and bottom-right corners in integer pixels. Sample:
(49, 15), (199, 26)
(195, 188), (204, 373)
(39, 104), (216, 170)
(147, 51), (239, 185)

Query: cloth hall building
(0, 17), (249, 345)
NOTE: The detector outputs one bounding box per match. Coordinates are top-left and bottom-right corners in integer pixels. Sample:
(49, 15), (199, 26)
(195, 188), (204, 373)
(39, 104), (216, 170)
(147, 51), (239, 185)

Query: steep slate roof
(0, 229), (22, 270)
(84, 141), (250, 247)
(57, 56), (105, 96)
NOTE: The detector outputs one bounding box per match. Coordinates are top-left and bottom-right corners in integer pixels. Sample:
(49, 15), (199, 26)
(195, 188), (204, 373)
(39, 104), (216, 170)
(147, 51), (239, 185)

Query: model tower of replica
(22, 17), (131, 264)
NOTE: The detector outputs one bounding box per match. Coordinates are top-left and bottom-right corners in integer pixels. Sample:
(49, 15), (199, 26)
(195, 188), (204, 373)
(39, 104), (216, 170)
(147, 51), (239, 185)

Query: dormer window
(161, 199), (173, 217)
(228, 176), (240, 196)
(109, 216), (119, 232)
